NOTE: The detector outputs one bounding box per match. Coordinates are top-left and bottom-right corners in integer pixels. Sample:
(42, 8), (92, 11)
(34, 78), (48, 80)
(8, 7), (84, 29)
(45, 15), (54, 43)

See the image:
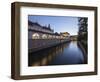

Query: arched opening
(32, 33), (40, 39)
(48, 35), (52, 39)
(42, 34), (47, 39)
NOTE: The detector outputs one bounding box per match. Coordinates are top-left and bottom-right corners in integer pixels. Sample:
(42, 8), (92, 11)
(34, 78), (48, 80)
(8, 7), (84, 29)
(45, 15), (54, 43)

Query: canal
(28, 41), (87, 66)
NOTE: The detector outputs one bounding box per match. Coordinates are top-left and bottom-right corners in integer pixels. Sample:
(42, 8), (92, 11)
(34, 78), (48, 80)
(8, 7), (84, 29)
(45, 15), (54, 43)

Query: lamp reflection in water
(29, 42), (67, 66)
(29, 41), (85, 66)
(32, 62), (40, 66)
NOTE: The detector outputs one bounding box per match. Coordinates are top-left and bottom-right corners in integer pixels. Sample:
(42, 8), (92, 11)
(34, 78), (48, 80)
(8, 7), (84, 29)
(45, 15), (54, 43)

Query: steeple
(48, 24), (51, 29)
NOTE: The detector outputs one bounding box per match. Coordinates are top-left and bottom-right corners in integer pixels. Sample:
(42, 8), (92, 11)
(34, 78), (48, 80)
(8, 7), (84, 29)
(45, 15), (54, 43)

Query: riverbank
(29, 41), (86, 66)
(28, 39), (70, 53)
(77, 41), (87, 64)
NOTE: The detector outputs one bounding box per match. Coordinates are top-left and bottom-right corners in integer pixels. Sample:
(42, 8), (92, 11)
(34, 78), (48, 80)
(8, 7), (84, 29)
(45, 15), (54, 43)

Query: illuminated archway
(48, 35), (52, 39)
(32, 33), (40, 39)
(42, 34), (47, 39)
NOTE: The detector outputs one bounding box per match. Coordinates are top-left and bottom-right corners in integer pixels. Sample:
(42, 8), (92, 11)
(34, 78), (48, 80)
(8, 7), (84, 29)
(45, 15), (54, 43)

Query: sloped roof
(28, 20), (53, 31)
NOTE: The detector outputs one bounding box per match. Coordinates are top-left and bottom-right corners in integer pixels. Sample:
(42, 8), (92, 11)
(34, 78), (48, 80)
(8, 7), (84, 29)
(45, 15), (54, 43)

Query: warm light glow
(32, 33), (40, 39)
(42, 34), (47, 39)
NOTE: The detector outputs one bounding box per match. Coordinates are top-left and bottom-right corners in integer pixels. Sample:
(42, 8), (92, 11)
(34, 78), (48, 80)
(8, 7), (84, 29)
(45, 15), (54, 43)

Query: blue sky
(28, 15), (79, 35)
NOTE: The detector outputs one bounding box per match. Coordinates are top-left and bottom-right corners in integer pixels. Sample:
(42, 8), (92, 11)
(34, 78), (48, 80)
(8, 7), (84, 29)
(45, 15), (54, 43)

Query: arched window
(32, 33), (40, 39)
(53, 35), (55, 39)
(42, 34), (47, 39)
(48, 35), (52, 39)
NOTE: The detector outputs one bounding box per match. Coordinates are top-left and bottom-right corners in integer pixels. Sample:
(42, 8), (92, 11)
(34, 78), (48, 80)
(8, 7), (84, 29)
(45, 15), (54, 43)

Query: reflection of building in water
(29, 43), (69, 66)
(28, 20), (70, 39)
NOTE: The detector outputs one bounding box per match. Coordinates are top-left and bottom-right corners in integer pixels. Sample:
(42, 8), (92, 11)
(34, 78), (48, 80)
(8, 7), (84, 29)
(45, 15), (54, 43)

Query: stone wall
(28, 39), (70, 53)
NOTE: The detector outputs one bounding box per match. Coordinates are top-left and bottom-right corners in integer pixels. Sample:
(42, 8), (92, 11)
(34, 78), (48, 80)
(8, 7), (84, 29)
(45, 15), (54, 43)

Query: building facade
(28, 20), (70, 40)
(28, 20), (71, 53)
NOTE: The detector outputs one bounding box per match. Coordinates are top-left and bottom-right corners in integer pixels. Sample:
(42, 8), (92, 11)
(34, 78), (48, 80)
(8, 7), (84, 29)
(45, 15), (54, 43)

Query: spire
(48, 24), (51, 29)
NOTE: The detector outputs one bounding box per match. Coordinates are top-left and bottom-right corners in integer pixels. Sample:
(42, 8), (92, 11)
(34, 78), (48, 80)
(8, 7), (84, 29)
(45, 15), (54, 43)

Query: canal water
(28, 41), (87, 66)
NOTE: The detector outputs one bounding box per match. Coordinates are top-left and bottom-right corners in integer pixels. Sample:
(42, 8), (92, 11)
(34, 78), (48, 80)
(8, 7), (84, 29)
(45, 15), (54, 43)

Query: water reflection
(28, 41), (87, 66)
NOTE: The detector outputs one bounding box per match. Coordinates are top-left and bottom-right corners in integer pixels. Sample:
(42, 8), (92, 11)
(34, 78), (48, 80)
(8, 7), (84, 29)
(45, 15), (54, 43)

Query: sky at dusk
(28, 15), (79, 35)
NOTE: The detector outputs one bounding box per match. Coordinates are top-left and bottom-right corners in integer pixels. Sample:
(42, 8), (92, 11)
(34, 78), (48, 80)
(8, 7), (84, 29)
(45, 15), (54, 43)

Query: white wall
(0, 0), (100, 82)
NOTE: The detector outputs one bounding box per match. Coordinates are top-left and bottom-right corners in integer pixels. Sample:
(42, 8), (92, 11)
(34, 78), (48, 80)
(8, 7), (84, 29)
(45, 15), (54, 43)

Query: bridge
(70, 35), (78, 41)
